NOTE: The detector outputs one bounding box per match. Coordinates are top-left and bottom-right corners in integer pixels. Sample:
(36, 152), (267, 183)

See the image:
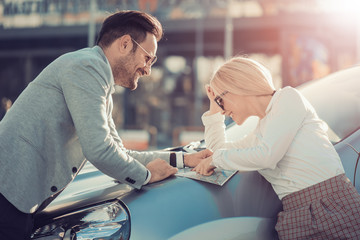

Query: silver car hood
(36, 161), (134, 218)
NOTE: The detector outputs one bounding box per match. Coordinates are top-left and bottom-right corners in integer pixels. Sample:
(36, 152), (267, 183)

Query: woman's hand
(184, 149), (213, 168)
(192, 156), (216, 176)
(205, 84), (222, 115)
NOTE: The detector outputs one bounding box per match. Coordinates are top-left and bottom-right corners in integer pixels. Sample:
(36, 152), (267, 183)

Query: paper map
(175, 168), (237, 186)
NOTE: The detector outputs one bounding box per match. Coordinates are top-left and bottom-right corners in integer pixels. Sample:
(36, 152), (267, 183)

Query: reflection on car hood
(36, 162), (134, 218)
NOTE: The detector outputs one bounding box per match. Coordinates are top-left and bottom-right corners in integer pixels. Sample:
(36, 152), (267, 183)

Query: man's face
(113, 33), (158, 90)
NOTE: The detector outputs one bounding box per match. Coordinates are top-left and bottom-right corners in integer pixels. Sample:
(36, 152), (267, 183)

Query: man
(0, 10), (211, 239)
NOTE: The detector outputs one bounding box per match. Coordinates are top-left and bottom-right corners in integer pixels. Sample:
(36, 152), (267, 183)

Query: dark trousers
(0, 193), (34, 240)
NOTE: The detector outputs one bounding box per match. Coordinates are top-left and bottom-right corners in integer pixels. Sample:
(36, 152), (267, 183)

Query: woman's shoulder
(273, 86), (309, 109)
(278, 86), (300, 96)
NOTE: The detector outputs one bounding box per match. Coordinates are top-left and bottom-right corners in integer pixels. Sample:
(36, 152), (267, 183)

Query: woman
(193, 56), (360, 239)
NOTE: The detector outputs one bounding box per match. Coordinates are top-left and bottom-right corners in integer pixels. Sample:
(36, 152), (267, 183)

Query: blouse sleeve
(201, 112), (256, 151)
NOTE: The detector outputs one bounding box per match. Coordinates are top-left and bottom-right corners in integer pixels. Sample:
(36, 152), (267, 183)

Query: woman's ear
(205, 84), (215, 98)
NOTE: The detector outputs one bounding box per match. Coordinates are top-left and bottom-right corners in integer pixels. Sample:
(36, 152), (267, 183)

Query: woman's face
(221, 93), (255, 125)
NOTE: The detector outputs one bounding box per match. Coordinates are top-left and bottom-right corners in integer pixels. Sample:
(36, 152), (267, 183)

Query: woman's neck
(253, 95), (273, 119)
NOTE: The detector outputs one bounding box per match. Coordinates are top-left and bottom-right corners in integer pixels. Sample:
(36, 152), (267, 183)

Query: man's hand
(192, 156), (216, 176)
(184, 149), (213, 167)
(146, 158), (178, 184)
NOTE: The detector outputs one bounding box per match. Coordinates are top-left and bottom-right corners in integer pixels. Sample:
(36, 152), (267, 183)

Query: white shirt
(202, 86), (344, 199)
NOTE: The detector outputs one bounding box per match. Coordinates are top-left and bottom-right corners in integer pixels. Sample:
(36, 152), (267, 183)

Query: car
(31, 66), (360, 240)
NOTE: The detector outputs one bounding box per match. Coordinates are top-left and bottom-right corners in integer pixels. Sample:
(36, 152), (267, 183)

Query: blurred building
(0, 0), (359, 147)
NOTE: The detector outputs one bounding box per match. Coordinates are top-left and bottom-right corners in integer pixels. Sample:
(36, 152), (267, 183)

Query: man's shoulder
(62, 46), (107, 65)
(57, 46), (112, 79)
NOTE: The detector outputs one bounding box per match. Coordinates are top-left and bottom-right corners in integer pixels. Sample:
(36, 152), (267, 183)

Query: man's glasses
(131, 38), (157, 66)
(214, 91), (229, 110)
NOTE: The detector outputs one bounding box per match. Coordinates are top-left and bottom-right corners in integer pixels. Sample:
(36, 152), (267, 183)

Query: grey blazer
(0, 46), (171, 213)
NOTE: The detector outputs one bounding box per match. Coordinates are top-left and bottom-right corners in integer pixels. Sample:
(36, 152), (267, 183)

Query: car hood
(35, 161), (134, 219)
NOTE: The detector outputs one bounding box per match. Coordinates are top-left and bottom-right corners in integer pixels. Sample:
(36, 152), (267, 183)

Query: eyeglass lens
(131, 38), (157, 66)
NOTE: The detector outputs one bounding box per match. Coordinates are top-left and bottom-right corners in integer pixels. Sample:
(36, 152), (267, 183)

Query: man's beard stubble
(112, 54), (140, 91)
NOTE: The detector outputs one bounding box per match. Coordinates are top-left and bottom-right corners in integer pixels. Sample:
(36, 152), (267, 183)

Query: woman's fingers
(192, 158), (215, 176)
(205, 84), (215, 99)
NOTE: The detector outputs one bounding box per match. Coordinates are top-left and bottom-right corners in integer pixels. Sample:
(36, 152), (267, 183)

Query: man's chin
(128, 79), (138, 91)
(123, 76), (139, 90)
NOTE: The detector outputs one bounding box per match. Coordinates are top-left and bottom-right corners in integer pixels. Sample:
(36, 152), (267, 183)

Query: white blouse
(202, 86), (345, 200)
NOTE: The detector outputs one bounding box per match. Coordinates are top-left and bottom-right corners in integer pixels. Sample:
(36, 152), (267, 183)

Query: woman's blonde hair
(210, 56), (275, 97)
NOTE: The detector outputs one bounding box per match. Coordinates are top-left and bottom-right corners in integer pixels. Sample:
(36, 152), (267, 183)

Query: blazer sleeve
(61, 54), (150, 189)
(106, 97), (171, 167)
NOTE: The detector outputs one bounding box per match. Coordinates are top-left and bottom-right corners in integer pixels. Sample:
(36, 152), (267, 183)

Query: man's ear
(118, 35), (133, 54)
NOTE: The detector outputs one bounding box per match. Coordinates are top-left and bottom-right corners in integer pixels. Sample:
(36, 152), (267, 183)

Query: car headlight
(31, 200), (130, 240)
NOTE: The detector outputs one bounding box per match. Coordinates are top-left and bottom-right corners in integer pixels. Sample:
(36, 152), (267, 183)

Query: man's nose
(143, 65), (151, 76)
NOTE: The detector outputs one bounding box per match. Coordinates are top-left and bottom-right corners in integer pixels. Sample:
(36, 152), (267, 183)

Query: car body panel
(34, 162), (133, 225)
(169, 217), (278, 240)
(121, 171), (282, 239)
(298, 66), (360, 140)
(334, 129), (360, 193)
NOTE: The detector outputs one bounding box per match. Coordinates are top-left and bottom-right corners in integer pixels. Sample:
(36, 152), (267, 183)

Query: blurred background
(0, 0), (359, 149)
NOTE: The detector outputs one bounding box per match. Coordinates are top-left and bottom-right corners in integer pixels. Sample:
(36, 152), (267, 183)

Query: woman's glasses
(214, 91), (229, 110)
(213, 90), (275, 111)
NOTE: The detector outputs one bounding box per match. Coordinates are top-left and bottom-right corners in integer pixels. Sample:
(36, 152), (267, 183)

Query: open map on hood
(175, 168), (237, 186)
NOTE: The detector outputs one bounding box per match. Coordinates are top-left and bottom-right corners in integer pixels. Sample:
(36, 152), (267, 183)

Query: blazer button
(72, 167), (78, 173)
(125, 177), (136, 184)
(51, 186), (57, 192)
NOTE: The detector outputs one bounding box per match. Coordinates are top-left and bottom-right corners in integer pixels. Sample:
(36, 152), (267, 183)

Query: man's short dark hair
(96, 10), (163, 49)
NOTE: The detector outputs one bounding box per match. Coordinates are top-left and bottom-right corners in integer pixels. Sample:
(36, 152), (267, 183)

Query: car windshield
(195, 66), (360, 149)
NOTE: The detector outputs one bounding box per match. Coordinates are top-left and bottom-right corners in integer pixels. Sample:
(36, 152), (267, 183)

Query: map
(175, 168), (237, 186)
